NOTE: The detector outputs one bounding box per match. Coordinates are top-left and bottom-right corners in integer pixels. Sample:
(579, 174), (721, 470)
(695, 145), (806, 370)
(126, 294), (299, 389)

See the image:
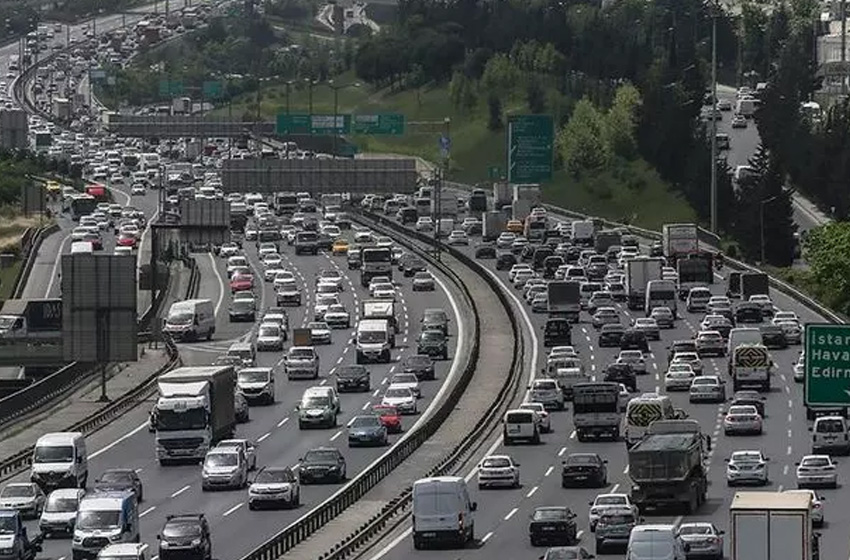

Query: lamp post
(305, 78), (317, 113)
(710, 0), (718, 234)
(760, 195), (780, 264)
(285, 80), (293, 114)
(327, 80), (360, 156)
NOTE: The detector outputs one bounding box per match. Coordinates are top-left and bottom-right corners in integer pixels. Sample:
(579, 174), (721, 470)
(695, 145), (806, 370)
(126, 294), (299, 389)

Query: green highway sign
(804, 324), (850, 406)
(507, 114), (554, 183)
(277, 113), (352, 135)
(159, 80), (184, 97)
(352, 113), (405, 135)
(203, 80), (223, 99)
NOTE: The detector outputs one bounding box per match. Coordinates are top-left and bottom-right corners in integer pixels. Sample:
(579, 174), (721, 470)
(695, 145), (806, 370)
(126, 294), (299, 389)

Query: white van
(812, 416), (850, 455)
(646, 280), (678, 318)
(356, 319), (392, 364)
(162, 299), (215, 341)
(73, 491), (139, 559)
(502, 409), (541, 445)
(227, 341), (256, 368)
(627, 524), (687, 560)
(412, 477), (477, 549)
(97, 543), (149, 560)
(31, 432), (88, 491)
(727, 327), (763, 356)
(39, 487), (85, 537)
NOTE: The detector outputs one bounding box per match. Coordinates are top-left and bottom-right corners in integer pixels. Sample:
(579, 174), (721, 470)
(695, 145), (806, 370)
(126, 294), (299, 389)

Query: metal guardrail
(444, 180), (846, 325)
(311, 211), (528, 560)
(239, 216), (483, 560)
(0, 334), (180, 482)
(9, 224), (59, 300)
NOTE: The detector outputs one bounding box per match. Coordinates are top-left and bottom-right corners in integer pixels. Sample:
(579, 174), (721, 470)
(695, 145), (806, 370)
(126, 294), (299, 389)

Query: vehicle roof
(80, 492), (134, 508)
(731, 491), (811, 511)
(37, 432), (83, 445)
(99, 543), (148, 554)
(633, 433), (700, 451)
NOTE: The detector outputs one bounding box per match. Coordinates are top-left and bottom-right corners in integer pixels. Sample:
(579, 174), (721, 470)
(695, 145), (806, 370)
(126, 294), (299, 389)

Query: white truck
(624, 257), (664, 310)
(730, 491), (817, 560)
(361, 299), (398, 338)
(482, 211), (507, 241)
(431, 192), (458, 218)
(661, 223), (699, 264)
(513, 184), (541, 207)
(153, 366), (236, 465)
(572, 383), (621, 441)
(571, 220), (595, 246)
(512, 198), (532, 222)
(0, 299), (62, 340)
(493, 182), (512, 210)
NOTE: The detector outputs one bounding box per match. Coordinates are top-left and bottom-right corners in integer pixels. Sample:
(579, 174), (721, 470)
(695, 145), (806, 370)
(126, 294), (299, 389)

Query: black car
(735, 303), (763, 324)
(667, 340), (698, 363)
(731, 391), (766, 418)
(532, 247), (554, 271)
(528, 506), (578, 547)
(403, 258), (427, 277)
(158, 513), (212, 560)
(417, 330), (448, 359)
(496, 251), (517, 270)
(598, 324), (625, 347)
(402, 354), (435, 380)
(760, 325), (787, 349)
(561, 453), (608, 488)
(475, 244), (497, 259)
(421, 308), (449, 336)
(347, 248), (362, 269)
(94, 469), (143, 502)
(544, 318), (572, 347)
(229, 300), (255, 322)
(543, 256), (565, 279)
(334, 365), (371, 392)
(603, 363), (637, 392)
(299, 447), (347, 484)
(620, 329), (648, 353)
(520, 244), (536, 261)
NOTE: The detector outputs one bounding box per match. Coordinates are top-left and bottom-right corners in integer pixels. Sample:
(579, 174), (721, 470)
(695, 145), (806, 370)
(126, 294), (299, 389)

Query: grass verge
(0, 260), (21, 302)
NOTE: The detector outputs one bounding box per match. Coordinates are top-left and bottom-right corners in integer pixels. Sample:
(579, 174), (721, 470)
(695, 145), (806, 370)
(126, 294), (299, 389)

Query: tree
(487, 93), (503, 131)
(605, 83), (641, 160)
(557, 97), (609, 176)
(804, 223), (850, 314)
(526, 80), (545, 113)
(481, 53), (522, 98)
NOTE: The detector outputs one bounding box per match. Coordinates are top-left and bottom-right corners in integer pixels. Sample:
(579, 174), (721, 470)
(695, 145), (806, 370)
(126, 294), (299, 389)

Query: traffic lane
(715, 92), (759, 170)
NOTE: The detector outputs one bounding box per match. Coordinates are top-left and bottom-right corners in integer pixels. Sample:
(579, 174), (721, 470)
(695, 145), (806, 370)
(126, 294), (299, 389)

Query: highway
(8, 219), (467, 560)
(360, 210), (845, 560)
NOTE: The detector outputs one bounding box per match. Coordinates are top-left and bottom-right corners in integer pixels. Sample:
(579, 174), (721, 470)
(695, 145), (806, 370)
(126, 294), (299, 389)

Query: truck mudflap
(631, 479), (707, 513)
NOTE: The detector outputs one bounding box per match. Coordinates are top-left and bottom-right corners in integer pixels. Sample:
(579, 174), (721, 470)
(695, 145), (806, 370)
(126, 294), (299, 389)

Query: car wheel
(248, 502), (256, 510)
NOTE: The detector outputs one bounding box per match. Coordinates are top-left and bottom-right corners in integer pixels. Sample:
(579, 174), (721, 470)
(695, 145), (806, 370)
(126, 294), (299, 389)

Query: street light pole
(285, 80), (293, 114)
(710, 3), (718, 234)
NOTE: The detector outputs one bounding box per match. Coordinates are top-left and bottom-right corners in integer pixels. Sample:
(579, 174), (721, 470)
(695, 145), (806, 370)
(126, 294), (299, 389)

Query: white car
(617, 350), (646, 374)
(382, 385), (417, 414)
(513, 269), (535, 289)
(248, 466), (300, 510)
(323, 304), (351, 329)
(256, 323), (285, 351)
(518, 402), (551, 433)
(588, 493), (638, 532)
(219, 243), (240, 258)
(664, 363), (696, 391)
(724, 405), (763, 435)
(617, 383), (631, 412)
(307, 321), (332, 344)
(258, 243), (278, 257)
(415, 217), (433, 232)
(131, 183), (146, 195)
(773, 311), (799, 323)
(217, 439), (258, 471)
(670, 351), (703, 375)
(262, 253), (283, 269)
(548, 346), (578, 360)
(796, 454), (838, 489)
(389, 373), (421, 398)
(496, 232), (516, 249)
(273, 270), (296, 290)
(749, 294), (774, 315)
(784, 489), (824, 526)
(446, 230), (469, 245)
(508, 264), (532, 283)
(265, 266), (287, 282)
(726, 450), (769, 486)
(370, 282), (396, 300)
(0, 482), (45, 518)
(477, 455), (520, 489)
(773, 319), (802, 344)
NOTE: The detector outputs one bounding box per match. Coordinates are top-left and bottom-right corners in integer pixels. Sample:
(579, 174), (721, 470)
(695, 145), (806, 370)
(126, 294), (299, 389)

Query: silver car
(0, 483), (45, 518)
(518, 402), (551, 433)
(723, 405), (763, 435)
(689, 376), (725, 403)
(677, 522), (724, 560)
(39, 488), (84, 537)
(726, 450), (769, 486)
(248, 466), (300, 510)
(796, 454), (838, 489)
(529, 379), (565, 410)
(616, 350), (646, 374)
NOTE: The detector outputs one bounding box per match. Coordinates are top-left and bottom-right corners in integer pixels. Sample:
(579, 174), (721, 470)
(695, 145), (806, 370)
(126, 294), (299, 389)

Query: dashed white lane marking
(257, 432), (271, 442)
(171, 485), (190, 498)
(576, 530), (585, 540)
(569, 430), (576, 439)
(481, 531), (494, 543)
(504, 507), (518, 521)
(783, 465), (789, 476)
(320, 379), (328, 386)
(558, 446), (567, 457)
(362, 402), (371, 410)
(544, 466), (554, 477)
(624, 465), (630, 474)
(787, 446), (792, 455)
(373, 389), (380, 397)
(330, 430), (343, 441)
(611, 483), (620, 493)
(140, 506), (156, 517)
(526, 486), (538, 498)
(223, 502), (243, 517)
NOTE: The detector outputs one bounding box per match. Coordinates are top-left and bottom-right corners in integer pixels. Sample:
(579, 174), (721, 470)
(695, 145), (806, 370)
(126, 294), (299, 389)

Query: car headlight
(160, 541), (170, 548)
(191, 539), (202, 547)
(110, 533), (122, 542)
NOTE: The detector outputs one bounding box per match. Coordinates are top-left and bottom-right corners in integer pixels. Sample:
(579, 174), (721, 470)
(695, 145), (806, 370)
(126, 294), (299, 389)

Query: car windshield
(239, 370), (269, 383)
(482, 457), (511, 468)
(679, 525), (712, 536)
(392, 374), (417, 385)
(385, 387), (411, 399)
(732, 453), (761, 463)
(406, 356), (431, 367)
(350, 416), (381, 428)
(99, 471), (132, 483)
(46, 494), (78, 512)
(308, 322), (329, 330)
(290, 349), (313, 359)
(33, 445), (73, 463)
(532, 508), (567, 521)
(77, 510), (120, 530)
(304, 450), (338, 463)
(631, 541), (673, 556)
(163, 521), (201, 538)
(303, 396), (329, 407)
(255, 469), (293, 484)
(421, 331), (443, 341)
(596, 496), (626, 506)
(803, 457), (831, 467)
(0, 516), (15, 534)
(566, 455), (598, 465)
(817, 419), (845, 433)
(205, 453), (237, 467)
(1, 485), (33, 497)
(543, 550), (580, 560)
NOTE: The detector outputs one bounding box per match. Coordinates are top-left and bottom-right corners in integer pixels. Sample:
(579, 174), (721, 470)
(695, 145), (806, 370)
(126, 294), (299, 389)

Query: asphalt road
(10, 224), (464, 560)
(360, 210), (842, 560)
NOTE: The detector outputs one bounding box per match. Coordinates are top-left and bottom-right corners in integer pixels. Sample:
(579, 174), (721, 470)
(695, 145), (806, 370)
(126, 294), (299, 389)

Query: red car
(230, 273), (254, 293)
(372, 404), (402, 434)
(117, 233), (137, 247)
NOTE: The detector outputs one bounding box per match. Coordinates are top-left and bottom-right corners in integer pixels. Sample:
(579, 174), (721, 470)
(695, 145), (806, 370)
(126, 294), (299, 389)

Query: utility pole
(843, 0), (847, 97)
(710, 4), (718, 234)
